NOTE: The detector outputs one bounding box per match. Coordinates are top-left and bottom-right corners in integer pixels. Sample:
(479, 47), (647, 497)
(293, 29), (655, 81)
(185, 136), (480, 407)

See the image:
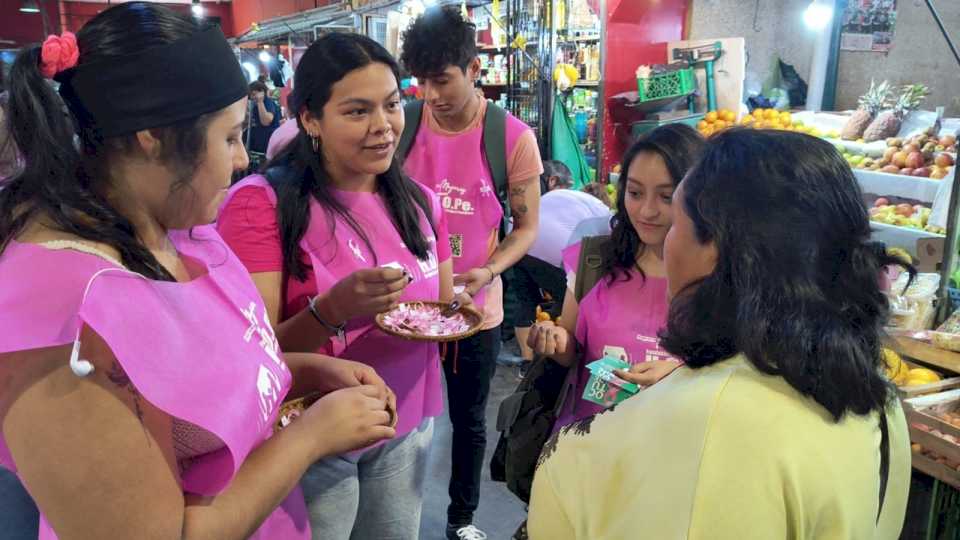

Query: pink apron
(402, 104), (529, 311)
(223, 176), (444, 440)
(0, 226), (309, 539)
(558, 242), (675, 428)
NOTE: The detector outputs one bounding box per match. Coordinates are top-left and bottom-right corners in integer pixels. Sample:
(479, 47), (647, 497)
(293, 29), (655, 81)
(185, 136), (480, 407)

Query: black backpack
(397, 99), (511, 237)
(490, 235), (611, 503)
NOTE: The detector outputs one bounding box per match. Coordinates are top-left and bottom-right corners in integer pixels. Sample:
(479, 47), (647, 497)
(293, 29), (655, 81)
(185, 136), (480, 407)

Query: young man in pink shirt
(400, 7), (542, 539)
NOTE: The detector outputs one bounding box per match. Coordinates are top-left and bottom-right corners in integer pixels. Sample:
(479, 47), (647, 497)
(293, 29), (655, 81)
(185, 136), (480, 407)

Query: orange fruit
(696, 120), (708, 131)
(753, 108), (765, 118)
(764, 109), (777, 120)
(714, 120), (728, 130)
(739, 115), (755, 125)
(705, 111), (718, 123)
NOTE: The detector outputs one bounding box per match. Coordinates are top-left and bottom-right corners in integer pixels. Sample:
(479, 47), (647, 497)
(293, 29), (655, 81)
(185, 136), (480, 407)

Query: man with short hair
(400, 6), (542, 539)
(246, 80), (280, 155)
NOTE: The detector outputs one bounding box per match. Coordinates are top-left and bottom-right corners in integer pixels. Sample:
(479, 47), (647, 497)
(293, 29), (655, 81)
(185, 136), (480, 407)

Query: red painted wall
(59, 1), (235, 37)
(0, 0), (61, 47)
(601, 0), (688, 177)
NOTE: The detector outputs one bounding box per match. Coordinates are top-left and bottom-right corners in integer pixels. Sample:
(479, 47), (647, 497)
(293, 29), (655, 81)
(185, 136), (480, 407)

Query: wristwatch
(308, 296), (346, 343)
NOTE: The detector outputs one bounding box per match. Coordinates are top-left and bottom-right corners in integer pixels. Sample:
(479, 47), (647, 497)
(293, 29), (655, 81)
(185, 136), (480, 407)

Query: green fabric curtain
(550, 96), (592, 189)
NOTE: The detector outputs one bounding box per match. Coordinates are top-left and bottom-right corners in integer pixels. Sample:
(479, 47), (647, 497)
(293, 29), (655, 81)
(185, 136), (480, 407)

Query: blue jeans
(300, 417), (434, 540)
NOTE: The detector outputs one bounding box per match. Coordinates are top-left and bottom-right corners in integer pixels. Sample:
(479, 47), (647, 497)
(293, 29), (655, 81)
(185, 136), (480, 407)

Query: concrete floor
(418, 360), (528, 540)
(0, 358), (528, 540)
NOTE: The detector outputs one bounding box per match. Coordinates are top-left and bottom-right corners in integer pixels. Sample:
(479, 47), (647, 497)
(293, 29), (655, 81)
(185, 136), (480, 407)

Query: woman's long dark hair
(602, 123), (704, 283)
(0, 2), (212, 280)
(264, 33), (434, 281)
(660, 128), (914, 420)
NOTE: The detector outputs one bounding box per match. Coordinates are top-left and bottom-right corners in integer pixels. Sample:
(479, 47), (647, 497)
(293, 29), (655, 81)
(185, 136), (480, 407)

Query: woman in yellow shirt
(528, 128), (912, 539)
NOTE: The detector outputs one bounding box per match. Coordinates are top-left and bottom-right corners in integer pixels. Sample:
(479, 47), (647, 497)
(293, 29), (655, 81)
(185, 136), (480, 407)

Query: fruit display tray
(856, 169), (948, 204)
(870, 221), (944, 258)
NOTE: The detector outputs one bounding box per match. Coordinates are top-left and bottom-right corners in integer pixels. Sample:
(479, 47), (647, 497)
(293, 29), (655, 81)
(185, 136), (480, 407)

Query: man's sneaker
(446, 523), (488, 540)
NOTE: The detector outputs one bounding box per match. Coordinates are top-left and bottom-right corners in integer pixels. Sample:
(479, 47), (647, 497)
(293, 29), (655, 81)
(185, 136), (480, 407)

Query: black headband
(55, 27), (248, 138)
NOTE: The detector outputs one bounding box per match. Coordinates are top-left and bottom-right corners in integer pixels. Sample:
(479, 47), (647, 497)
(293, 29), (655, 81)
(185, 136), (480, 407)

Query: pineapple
(863, 84), (929, 142)
(841, 80), (892, 140)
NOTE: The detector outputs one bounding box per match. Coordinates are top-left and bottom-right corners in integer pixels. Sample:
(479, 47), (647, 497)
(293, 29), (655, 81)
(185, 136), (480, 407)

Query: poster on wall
(840, 0), (897, 52)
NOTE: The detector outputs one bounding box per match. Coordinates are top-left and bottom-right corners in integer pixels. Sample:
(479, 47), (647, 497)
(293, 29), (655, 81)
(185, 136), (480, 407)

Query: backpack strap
(482, 100), (510, 238)
(397, 100), (425, 163)
(574, 235), (610, 303)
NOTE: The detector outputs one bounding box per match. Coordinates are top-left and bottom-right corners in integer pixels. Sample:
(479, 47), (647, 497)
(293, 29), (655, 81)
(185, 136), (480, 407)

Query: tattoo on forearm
(509, 185), (530, 217)
(107, 361), (146, 427)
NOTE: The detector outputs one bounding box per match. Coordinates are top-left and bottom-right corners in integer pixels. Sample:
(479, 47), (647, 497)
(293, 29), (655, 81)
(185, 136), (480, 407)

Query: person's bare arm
(2, 329), (393, 540)
(528, 287), (579, 366)
(257, 100), (275, 126)
(456, 178), (540, 294)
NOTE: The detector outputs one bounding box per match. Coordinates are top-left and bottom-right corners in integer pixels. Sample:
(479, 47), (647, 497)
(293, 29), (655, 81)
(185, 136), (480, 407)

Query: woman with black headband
(0, 3), (396, 539)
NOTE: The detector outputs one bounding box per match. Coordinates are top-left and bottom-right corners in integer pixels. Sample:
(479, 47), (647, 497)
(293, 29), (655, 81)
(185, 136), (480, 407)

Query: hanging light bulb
(191, 0), (204, 18)
(803, 0), (833, 30)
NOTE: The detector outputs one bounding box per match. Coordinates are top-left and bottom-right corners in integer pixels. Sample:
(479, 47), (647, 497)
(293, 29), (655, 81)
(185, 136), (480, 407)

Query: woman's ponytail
(7, 45), (78, 186)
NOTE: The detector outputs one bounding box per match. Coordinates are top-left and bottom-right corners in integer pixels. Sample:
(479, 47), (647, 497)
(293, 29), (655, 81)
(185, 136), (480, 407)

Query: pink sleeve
(217, 186), (284, 274)
(561, 242), (582, 275)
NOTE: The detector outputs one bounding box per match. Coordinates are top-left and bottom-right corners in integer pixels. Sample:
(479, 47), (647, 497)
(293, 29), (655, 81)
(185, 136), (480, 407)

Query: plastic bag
(778, 59), (808, 107)
(887, 273), (940, 331)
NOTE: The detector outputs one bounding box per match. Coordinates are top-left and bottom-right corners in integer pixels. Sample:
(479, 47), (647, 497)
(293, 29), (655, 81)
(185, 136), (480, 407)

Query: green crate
(636, 68), (696, 103)
(630, 113), (705, 140)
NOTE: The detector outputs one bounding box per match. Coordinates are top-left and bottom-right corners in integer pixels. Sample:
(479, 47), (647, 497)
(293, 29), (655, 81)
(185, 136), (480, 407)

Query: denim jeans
(300, 417), (434, 540)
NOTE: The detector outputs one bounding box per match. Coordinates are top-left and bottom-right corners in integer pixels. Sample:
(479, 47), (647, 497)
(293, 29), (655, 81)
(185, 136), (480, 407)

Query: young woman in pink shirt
(529, 124), (704, 428)
(218, 33), (463, 539)
(0, 4), (395, 539)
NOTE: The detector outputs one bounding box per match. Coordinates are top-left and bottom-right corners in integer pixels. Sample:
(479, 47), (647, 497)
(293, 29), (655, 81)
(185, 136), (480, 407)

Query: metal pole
(926, 0), (960, 323)
(924, 0), (960, 68)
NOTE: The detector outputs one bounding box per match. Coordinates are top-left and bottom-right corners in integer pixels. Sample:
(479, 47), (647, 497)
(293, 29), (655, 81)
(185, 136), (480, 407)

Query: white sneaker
(454, 525), (488, 540)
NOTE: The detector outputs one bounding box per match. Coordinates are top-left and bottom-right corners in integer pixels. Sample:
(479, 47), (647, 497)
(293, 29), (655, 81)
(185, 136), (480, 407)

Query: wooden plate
(375, 301), (483, 343)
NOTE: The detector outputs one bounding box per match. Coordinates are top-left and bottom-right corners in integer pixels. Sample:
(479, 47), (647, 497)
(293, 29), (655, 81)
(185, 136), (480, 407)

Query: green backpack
(397, 99), (511, 237)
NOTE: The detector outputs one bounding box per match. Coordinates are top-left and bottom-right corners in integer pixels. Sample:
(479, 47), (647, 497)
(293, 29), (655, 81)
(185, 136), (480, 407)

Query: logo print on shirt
(348, 238), (367, 263)
(602, 345), (629, 364)
(242, 301), (287, 425)
(449, 234), (464, 258)
(436, 178), (474, 216)
(636, 334), (675, 363)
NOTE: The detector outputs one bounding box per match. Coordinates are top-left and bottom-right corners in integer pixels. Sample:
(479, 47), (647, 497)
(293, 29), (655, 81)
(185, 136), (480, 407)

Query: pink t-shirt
(0, 227), (309, 539)
(403, 96), (543, 328)
(557, 242), (675, 428)
(218, 176), (449, 439)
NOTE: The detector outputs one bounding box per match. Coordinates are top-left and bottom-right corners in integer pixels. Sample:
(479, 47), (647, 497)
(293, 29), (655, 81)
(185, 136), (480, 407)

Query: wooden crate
(904, 389), (960, 487)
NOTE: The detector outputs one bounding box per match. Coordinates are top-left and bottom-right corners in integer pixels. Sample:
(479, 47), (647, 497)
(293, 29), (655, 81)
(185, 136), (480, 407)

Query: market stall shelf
(856, 169), (946, 204)
(895, 336), (960, 375)
(871, 222), (944, 258)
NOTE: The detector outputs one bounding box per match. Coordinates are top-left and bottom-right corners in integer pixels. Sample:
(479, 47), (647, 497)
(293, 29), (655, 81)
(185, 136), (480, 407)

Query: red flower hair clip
(39, 32), (79, 79)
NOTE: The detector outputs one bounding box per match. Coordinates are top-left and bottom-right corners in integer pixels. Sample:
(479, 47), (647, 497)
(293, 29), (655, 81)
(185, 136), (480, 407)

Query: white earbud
(69, 339), (95, 377)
